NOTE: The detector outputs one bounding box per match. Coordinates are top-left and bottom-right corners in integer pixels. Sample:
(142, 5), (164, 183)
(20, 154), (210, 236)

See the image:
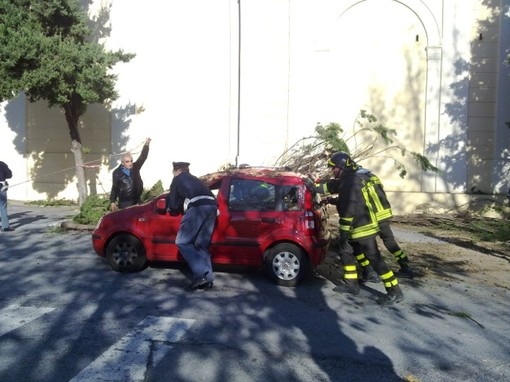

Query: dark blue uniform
(166, 170), (217, 288)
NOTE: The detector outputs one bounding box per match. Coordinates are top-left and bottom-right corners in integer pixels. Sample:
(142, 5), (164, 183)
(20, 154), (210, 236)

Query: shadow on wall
(4, 100), (136, 200)
(2, 1), (135, 201)
(442, 0), (510, 199)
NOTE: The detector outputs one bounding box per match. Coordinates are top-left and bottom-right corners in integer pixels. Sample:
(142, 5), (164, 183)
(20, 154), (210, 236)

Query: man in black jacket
(110, 138), (151, 210)
(166, 161), (217, 291)
(0, 160), (13, 232)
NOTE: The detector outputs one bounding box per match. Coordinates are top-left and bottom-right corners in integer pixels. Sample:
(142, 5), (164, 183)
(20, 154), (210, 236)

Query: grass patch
(403, 213), (510, 244)
(26, 199), (78, 207)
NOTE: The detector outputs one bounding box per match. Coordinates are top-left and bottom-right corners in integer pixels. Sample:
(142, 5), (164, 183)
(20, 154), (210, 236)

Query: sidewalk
(3, 200), (80, 233)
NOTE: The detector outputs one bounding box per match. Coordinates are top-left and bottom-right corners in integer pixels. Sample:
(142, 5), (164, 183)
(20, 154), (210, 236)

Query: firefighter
(316, 152), (404, 305)
(356, 166), (415, 279)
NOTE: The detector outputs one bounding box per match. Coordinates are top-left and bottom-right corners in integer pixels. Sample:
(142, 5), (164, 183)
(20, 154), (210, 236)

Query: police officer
(110, 138), (151, 210)
(166, 161), (218, 291)
(317, 152), (404, 305)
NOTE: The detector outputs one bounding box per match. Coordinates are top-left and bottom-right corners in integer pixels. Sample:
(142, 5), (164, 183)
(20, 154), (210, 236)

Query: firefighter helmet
(328, 152), (357, 170)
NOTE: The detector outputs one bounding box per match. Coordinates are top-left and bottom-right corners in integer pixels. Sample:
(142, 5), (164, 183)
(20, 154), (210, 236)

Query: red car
(92, 167), (329, 286)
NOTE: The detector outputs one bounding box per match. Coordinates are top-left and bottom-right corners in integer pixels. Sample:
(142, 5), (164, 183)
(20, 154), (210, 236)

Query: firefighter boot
(377, 285), (404, 305)
(333, 279), (360, 295)
(396, 260), (415, 279)
(359, 265), (380, 284)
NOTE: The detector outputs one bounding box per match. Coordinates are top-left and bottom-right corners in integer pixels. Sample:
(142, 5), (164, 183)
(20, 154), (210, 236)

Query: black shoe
(1, 227), (14, 232)
(359, 266), (380, 284)
(377, 287), (404, 305)
(333, 280), (360, 295)
(185, 272), (213, 291)
(185, 277), (208, 291)
(396, 266), (415, 279)
(197, 281), (214, 290)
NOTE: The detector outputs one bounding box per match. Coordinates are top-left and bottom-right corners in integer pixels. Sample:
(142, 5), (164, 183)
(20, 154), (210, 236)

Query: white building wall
(490, 0), (510, 193)
(1, 0), (509, 214)
(104, 0), (238, 188)
(0, 95), (27, 201)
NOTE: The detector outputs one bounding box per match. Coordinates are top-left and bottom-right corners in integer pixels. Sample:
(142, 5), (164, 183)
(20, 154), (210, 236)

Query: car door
(148, 194), (182, 261)
(149, 181), (222, 262)
(211, 177), (281, 266)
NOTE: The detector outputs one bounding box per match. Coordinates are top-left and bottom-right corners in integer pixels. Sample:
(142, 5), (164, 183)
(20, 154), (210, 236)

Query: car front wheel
(265, 243), (309, 287)
(106, 234), (147, 273)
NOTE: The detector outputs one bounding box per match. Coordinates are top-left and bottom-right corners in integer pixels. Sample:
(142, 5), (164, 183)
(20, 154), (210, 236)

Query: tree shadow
(440, 0), (510, 200)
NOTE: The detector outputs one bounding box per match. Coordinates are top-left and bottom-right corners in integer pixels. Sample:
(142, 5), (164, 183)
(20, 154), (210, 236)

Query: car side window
(229, 179), (276, 211)
(209, 181), (220, 198)
(282, 185), (300, 211)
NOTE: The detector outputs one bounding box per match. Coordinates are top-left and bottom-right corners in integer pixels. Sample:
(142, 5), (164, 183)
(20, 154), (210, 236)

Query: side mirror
(156, 198), (167, 214)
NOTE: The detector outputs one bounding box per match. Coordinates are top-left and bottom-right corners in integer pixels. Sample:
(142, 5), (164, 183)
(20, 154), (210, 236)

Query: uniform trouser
(0, 190), (9, 230)
(351, 236), (399, 289)
(176, 204), (217, 282)
(378, 219), (408, 263)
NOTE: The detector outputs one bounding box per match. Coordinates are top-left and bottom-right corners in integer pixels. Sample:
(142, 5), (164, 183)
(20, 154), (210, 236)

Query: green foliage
(73, 194), (110, 225)
(315, 122), (348, 152)
(72, 181), (166, 225)
(412, 152), (439, 172)
(140, 180), (165, 202)
(0, 0), (134, 108)
(432, 215), (510, 242)
(27, 198), (78, 207)
(471, 219), (510, 242)
(0, 0), (135, 205)
(274, 109), (439, 178)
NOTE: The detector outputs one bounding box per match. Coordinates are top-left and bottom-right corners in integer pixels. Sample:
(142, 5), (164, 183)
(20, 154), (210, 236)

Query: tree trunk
(71, 140), (87, 206)
(64, 100), (87, 206)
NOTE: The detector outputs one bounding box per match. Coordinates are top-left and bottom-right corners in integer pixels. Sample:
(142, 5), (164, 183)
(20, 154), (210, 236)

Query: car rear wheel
(265, 243), (309, 287)
(106, 234), (147, 273)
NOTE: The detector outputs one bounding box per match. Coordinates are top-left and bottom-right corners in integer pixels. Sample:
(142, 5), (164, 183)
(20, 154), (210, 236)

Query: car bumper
(308, 238), (330, 265)
(91, 233), (106, 257)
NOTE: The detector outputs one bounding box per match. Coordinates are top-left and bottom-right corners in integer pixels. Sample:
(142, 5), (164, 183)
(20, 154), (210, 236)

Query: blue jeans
(0, 189), (9, 230)
(176, 204), (217, 282)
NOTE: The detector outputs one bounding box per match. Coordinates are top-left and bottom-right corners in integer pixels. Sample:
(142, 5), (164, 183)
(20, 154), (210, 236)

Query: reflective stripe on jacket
(321, 170), (379, 241)
(357, 169), (393, 222)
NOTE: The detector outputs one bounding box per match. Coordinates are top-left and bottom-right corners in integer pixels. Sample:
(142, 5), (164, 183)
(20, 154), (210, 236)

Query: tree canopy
(0, 0), (134, 204)
(274, 110), (439, 178)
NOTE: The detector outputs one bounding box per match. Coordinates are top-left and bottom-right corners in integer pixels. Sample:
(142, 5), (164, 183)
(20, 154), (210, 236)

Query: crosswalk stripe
(0, 304), (55, 337)
(70, 316), (195, 382)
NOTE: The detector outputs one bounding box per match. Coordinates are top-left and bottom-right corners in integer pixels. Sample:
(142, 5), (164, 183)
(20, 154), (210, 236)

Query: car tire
(106, 234), (147, 273)
(265, 243), (309, 287)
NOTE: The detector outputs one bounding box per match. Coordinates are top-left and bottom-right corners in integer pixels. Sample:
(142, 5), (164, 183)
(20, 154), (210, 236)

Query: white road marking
(70, 316), (195, 382)
(0, 304), (55, 336)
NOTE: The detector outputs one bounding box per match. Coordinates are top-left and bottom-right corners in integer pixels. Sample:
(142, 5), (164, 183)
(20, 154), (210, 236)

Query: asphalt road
(0, 202), (509, 382)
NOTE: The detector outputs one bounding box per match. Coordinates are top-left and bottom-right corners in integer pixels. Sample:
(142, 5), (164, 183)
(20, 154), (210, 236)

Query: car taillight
(304, 191), (316, 235)
(304, 211), (316, 234)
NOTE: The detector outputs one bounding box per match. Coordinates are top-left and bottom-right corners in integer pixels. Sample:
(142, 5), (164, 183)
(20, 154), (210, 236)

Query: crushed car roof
(200, 166), (311, 186)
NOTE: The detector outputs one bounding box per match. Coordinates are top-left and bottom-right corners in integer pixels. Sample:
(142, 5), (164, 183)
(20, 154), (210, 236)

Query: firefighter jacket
(110, 144), (149, 204)
(317, 169), (379, 241)
(356, 168), (393, 222)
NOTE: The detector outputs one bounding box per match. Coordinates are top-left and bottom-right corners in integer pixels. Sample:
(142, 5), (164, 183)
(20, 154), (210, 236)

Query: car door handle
(261, 218), (278, 223)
